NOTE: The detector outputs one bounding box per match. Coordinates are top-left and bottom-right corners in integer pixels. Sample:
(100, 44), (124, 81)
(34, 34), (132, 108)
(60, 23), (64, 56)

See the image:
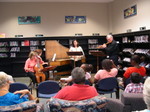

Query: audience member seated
(54, 67), (98, 101)
(46, 95), (107, 112)
(124, 72), (143, 93)
(121, 55), (146, 88)
(94, 59), (118, 84)
(133, 77), (150, 112)
(123, 55), (146, 79)
(0, 72), (35, 106)
(139, 55), (148, 67)
(80, 63), (93, 84)
(0, 71), (15, 83)
(60, 64), (93, 85)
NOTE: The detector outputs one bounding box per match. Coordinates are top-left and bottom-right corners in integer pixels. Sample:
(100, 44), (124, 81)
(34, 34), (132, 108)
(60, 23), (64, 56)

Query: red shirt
(123, 67), (146, 79)
(54, 84), (98, 101)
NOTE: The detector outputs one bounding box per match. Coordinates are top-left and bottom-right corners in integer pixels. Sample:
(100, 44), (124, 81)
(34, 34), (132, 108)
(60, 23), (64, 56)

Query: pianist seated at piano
(69, 40), (85, 67)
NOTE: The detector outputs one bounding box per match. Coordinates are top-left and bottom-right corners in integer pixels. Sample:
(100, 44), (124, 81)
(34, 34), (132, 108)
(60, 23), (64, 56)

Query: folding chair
(36, 80), (61, 98)
(95, 77), (119, 98)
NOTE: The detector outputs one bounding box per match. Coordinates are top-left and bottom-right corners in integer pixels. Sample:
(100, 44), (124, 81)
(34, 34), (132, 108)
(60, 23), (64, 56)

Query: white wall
(110, 0), (150, 34)
(0, 2), (109, 37)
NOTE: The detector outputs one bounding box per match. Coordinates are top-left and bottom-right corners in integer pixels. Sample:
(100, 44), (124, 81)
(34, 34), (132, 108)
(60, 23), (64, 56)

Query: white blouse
(69, 46), (84, 61)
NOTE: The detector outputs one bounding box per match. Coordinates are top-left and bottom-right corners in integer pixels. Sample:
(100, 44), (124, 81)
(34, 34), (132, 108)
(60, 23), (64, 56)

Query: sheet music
(52, 53), (56, 61)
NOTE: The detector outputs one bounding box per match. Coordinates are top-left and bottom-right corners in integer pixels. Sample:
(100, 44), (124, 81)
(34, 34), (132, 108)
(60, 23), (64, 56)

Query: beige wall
(0, 2), (109, 37)
(110, 0), (150, 34)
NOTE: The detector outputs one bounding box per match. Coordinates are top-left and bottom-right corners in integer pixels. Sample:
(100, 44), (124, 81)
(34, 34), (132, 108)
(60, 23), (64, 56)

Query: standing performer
(69, 40), (84, 67)
(98, 35), (119, 65)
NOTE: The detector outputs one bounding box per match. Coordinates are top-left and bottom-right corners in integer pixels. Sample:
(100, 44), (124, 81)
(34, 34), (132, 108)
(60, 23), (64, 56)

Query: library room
(0, 0), (150, 112)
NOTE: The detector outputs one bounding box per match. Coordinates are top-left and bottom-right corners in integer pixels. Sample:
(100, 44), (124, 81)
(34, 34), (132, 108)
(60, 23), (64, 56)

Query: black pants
(109, 55), (118, 66)
(26, 72), (37, 84)
(71, 60), (82, 68)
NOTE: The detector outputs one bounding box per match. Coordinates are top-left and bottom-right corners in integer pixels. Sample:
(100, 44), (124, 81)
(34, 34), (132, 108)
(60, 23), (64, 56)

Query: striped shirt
(124, 83), (143, 93)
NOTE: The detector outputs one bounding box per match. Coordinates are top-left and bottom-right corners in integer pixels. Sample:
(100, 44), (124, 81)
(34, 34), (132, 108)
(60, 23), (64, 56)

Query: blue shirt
(0, 92), (28, 106)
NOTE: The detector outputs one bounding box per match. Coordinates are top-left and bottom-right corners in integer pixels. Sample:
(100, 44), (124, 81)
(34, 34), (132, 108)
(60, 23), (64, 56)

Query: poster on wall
(18, 16), (41, 24)
(124, 5), (137, 19)
(65, 16), (86, 23)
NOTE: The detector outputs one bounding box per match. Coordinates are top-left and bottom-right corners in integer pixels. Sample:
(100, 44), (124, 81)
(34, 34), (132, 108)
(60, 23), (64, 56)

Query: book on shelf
(88, 45), (99, 49)
(41, 41), (45, 46)
(123, 57), (131, 62)
(0, 53), (8, 58)
(10, 53), (16, 58)
(30, 41), (40, 46)
(30, 46), (38, 51)
(21, 40), (30, 46)
(123, 48), (134, 54)
(134, 49), (149, 54)
(0, 42), (8, 47)
(88, 39), (98, 44)
(10, 41), (19, 46)
(10, 47), (20, 52)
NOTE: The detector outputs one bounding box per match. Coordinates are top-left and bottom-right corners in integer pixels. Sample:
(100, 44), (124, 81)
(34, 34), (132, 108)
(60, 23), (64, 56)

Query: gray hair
(106, 34), (113, 39)
(143, 77), (150, 110)
(71, 67), (85, 84)
(0, 72), (9, 88)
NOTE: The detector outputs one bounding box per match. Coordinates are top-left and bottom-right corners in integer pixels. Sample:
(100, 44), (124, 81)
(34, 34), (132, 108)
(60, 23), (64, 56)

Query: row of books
(0, 48), (9, 52)
(10, 41), (19, 46)
(122, 35), (149, 43)
(123, 48), (134, 54)
(88, 45), (99, 49)
(0, 53), (8, 58)
(123, 48), (150, 55)
(0, 42), (8, 47)
(88, 39), (98, 44)
(10, 47), (20, 52)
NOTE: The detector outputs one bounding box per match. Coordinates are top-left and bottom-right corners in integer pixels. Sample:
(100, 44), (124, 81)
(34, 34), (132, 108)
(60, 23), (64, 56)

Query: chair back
(0, 100), (40, 112)
(9, 82), (29, 93)
(46, 95), (107, 112)
(37, 80), (61, 98)
(97, 77), (118, 91)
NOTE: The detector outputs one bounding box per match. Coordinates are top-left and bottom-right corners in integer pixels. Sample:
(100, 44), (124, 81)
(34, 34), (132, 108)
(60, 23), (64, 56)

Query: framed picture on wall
(65, 16), (86, 23)
(124, 5), (137, 19)
(18, 16), (41, 24)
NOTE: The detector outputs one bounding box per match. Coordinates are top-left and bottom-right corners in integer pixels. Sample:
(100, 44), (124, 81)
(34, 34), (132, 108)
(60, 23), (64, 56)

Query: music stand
(90, 51), (106, 71)
(67, 51), (83, 67)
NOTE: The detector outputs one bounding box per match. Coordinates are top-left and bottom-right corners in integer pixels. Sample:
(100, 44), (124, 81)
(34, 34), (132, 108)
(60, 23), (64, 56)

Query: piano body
(45, 40), (72, 76)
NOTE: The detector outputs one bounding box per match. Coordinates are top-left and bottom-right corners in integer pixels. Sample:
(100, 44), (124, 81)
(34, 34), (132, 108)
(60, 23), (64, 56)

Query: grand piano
(45, 40), (72, 76)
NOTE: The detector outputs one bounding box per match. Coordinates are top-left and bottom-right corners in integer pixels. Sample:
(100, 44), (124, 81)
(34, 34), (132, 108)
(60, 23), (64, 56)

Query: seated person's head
(102, 59), (113, 72)
(71, 67), (85, 84)
(131, 55), (141, 66)
(34, 49), (43, 56)
(130, 72), (142, 84)
(0, 72), (9, 88)
(80, 64), (93, 73)
(140, 55), (146, 62)
(143, 77), (150, 109)
(87, 64), (93, 73)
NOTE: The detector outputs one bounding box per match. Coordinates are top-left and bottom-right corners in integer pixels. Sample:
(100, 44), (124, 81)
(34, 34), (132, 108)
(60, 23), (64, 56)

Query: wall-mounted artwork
(124, 5), (137, 19)
(18, 16), (41, 24)
(65, 16), (86, 23)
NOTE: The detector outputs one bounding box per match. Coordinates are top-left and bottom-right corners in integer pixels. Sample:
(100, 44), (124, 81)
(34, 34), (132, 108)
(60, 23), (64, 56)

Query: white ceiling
(0, 0), (114, 3)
